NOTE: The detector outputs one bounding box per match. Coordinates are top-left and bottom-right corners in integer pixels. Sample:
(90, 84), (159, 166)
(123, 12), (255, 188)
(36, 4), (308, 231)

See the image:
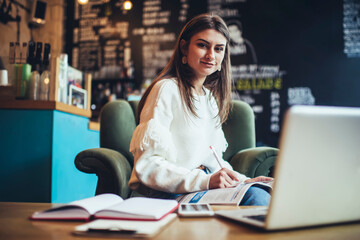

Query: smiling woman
(127, 13), (272, 205)
(137, 13), (233, 124)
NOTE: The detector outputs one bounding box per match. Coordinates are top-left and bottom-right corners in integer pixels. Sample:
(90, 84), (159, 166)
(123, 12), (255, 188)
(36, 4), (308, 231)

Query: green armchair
(75, 100), (278, 199)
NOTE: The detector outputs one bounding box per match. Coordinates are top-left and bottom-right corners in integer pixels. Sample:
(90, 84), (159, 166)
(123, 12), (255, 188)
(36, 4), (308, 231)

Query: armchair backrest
(99, 99), (256, 167)
(100, 100), (137, 167)
(222, 100), (256, 162)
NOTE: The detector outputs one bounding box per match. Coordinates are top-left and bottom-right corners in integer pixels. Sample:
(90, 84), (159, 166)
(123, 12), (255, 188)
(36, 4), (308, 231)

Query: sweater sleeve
(129, 79), (211, 193)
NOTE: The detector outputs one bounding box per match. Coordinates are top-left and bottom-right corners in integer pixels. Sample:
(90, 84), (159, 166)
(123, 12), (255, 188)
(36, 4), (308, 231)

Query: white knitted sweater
(129, 78), (248, 194)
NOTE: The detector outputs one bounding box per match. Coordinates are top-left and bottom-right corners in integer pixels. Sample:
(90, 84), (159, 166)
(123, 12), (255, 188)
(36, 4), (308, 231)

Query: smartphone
(178, 203), (214, 217)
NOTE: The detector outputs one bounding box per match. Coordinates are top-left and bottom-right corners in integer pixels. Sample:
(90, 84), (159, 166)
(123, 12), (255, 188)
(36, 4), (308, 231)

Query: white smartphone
(178, 203), (214, 217)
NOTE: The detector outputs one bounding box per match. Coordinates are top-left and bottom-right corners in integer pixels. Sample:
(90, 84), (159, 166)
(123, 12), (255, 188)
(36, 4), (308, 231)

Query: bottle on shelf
(58, 54), (68, 104)
(28, 70), (40, 100)
(39, 43), (51, 101)
(28, 42), (42, 100)
(13, 42), (31, 98)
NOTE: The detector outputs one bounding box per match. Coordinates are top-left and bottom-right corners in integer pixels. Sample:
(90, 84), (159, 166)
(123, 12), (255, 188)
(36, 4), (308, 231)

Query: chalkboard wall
(66, 0), (360, 147)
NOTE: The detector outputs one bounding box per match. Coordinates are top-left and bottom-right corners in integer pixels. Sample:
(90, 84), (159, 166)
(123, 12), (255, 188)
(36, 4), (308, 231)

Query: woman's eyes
(196, 43), (224, 52)
(215, 46), (224, 52)
(197, 43), (207, 48)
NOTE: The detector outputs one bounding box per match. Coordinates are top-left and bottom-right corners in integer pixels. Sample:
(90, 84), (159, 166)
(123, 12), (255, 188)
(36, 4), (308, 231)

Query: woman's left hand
(244, 176), (274, 183)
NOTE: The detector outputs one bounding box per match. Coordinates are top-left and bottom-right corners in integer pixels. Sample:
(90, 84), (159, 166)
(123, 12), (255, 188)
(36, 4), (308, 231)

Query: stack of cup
(0, 69), (8, 86)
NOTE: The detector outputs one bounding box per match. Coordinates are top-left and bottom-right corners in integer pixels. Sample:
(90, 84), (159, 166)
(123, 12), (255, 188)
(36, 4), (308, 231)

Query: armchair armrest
(229, 147), (278, 178)
(75, 148), (132, 199)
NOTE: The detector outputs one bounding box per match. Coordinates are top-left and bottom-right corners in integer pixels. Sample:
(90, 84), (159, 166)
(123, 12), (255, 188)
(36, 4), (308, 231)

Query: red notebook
(30, 193), (179, 221)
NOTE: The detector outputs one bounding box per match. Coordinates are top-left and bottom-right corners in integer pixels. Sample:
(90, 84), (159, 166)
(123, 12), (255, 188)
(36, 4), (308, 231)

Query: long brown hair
(137, 13), (232, 124)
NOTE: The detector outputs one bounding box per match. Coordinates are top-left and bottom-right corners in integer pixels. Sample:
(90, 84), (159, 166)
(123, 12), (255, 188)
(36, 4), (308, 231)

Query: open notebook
(216, 105), (360, 230)
(30, 193), (179, 221)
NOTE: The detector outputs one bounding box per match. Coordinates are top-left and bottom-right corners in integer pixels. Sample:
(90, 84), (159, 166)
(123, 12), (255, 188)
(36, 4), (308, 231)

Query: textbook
(176, 181), (272, 205)
(73, 214), (177, 238)
(30, 193), (179, 221)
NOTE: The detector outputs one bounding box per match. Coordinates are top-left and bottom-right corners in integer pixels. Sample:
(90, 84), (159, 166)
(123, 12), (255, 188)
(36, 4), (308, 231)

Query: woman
(129, 13), (272, 205)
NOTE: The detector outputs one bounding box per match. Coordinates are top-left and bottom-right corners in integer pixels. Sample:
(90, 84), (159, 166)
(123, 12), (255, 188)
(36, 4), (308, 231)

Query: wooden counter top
(0, 99), (92, 118)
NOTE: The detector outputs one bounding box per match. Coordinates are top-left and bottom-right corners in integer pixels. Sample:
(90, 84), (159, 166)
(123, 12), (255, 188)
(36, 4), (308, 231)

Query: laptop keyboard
(245, 214), (266, 222)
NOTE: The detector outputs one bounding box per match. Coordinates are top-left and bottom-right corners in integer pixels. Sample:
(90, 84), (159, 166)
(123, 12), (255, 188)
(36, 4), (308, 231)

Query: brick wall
(0, 0), (64, 61)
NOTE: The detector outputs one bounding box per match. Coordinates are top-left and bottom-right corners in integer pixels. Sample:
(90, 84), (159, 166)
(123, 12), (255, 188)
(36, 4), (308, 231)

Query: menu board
(207, 0), (287, 146)
(67, 0), (360, 147)
(343, 0), (360, 57)
(71, 1), (135, 79)
(131, 0), (192, 82)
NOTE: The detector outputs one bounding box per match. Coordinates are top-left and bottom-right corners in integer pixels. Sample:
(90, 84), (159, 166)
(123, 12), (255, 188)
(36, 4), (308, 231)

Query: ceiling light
(78, 0), (89, 5)
(123, 0), (132, 10)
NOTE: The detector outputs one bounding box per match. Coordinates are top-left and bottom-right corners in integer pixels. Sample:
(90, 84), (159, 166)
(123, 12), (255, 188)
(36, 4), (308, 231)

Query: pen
(209, 145), (224, 169)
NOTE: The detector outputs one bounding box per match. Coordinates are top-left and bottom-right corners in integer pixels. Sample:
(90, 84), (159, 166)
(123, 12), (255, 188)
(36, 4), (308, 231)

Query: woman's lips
(201, 61), (215, 68)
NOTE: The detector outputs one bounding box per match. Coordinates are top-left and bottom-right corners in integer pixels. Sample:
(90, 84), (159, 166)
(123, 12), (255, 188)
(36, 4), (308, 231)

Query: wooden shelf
(0, 56), (93, 119)
(0, 100), (91, 118)
(88, 121), (100, 131)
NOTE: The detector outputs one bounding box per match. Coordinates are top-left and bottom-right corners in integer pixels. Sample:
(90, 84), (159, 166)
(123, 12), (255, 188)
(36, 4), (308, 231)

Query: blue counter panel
(0, 109), (53, 202)
(51, 110), (99, 203)
(0, 109), (99, 203)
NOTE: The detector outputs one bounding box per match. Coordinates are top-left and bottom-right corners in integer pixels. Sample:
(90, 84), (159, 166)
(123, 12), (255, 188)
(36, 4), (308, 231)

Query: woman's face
(181, 29), (227, 81)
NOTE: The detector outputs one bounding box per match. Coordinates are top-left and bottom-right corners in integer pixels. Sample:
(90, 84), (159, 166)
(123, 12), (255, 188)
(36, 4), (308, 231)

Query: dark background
(65, 0), (360, 147)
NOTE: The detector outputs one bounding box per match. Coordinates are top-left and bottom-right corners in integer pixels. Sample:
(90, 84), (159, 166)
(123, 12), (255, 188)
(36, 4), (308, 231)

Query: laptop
(216, 105), (360, 230)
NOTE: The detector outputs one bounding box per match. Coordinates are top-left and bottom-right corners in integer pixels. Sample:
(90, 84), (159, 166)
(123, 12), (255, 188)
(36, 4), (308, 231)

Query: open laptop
(216, 105), (360, 230)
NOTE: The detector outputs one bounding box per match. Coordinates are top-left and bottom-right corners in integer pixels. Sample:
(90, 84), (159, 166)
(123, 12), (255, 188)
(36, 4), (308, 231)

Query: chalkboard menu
(66, 0), (360, 147)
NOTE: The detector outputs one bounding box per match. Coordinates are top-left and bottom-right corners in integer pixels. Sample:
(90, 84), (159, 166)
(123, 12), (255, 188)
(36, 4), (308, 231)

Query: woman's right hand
(209, 168), (240, 189)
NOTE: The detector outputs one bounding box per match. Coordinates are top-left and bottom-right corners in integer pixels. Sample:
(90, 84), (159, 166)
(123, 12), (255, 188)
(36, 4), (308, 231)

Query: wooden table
(1, 202), (360, 240)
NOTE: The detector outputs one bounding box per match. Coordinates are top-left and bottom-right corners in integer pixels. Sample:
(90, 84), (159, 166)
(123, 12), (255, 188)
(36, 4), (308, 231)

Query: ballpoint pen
(210, 145), (242, 185)
(209, 145), (224, 169)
